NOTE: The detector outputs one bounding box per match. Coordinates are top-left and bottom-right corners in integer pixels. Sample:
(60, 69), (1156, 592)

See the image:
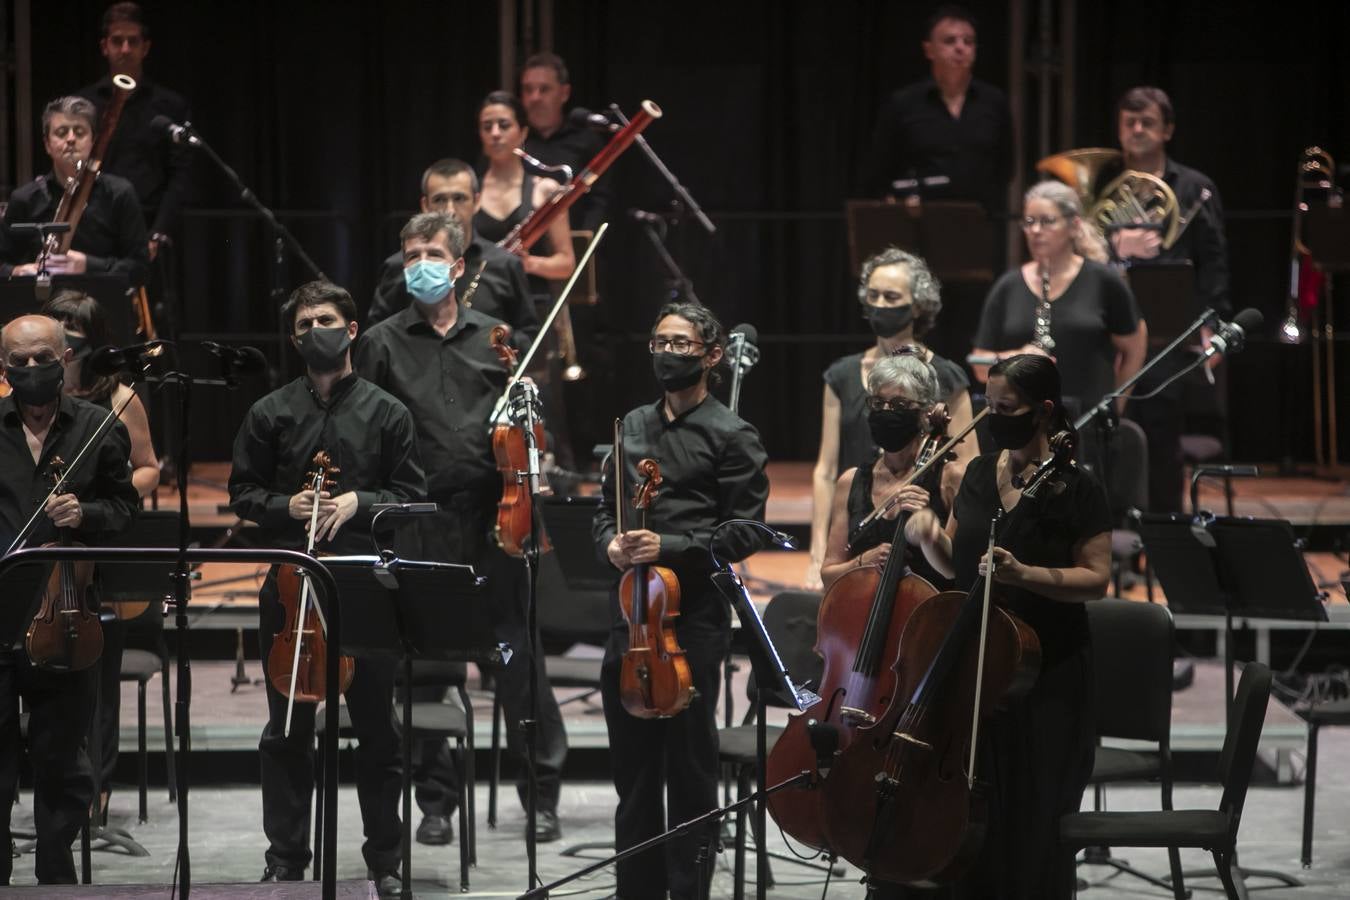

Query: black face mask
(868, 408), (924, 452)
(6, 360), (65, 406)
(987, 409), (1041, 450)
(295, 326), (352, 374)
(862, 303), (915, 339)
(652, 352), (706, 391)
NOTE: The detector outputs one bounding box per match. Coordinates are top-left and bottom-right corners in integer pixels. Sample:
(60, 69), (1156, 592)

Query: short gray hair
(867, 352), (939, 406)
(857, 248), (943, 338)
(399, 212), (466, 257)
(42, 96), (97, 137)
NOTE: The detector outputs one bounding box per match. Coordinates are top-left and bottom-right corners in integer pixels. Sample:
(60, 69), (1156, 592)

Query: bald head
(2, 315), (67, 371)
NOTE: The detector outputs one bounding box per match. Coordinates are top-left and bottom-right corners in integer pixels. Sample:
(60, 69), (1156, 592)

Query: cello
(764, 403), (965, 849)
(488, 323), (551, 558)
(613, 419), (694, 719)
(24, 456), (102, 672)
(267, 450), (356, 737)
(818, 434), (1075, 885)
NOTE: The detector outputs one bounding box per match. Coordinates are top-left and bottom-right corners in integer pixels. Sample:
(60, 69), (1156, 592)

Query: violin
(818, 434), (1075, 885)
(267, 450), (356, 737)
(488, 324), (552, 558)
(766, 404), (951, 849)
(25, 456), (102, 672)
(614, 420), (693, 719)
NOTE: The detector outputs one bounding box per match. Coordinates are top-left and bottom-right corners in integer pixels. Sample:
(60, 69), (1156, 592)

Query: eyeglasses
(649, 337), (706, 356)
(865, 396), (925, 413)
(1020, 215), (1065, 231)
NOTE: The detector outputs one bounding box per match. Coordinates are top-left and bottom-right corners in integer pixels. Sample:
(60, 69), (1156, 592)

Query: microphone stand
(514, 381), (544, 891)
(608, 105), (715, 236)
(635, 213), (701, 305)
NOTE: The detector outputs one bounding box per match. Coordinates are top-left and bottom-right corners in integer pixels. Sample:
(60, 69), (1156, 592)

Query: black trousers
(257, 571), (402, 874)
(411, 510), (568, 817)
(600, 615), (728, 900)
(0, 653), (97, 885)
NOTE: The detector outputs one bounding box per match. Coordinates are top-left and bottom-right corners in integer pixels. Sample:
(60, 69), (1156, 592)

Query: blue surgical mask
(404, 259), (455, 305)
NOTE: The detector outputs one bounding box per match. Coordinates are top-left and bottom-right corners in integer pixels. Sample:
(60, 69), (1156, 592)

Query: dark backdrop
(24, 0), (1350, 465)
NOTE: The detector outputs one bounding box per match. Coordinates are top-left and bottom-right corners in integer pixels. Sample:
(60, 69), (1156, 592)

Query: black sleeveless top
(473, 171), (552, 301)
(845, 458), (953, 591)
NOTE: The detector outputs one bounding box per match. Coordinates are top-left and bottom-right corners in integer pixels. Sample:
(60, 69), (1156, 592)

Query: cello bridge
(839, 706), (876, 726)
(893, 731), (932, 752)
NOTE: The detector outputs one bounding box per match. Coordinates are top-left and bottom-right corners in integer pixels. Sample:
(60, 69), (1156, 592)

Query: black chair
(718, 590), (841, 900)
(1077, 599), (1186, 898)
(1299, 697), (1350, 867)
(1061, 662), (1273, 900)
(1101, 419), (1149, 597)
(116, 606), (177, 823)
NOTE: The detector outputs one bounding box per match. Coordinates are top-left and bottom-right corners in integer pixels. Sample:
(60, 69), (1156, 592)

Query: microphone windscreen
(568, 107), (598, 127)
(1233, 308), (1264, 334)
(235, 346), (269, 375)
(149, 115), (174, 134)
(730, 323), (758, 345)
(87, 346), (126, 376)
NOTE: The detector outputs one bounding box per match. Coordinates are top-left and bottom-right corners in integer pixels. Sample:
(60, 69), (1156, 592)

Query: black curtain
(25, 0), (1350, 463)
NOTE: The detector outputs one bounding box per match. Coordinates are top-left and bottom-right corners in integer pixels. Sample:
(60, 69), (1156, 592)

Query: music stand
(1124, 261), (1198, 347)
(538, 496), (612, 636)
(321, 555), (500, 900)
(0, 274), (135, 346)
(845, 199), (995, 283)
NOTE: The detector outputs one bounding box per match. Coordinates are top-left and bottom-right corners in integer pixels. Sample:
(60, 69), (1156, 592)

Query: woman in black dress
(971, 180), (1146, 416)
(908, 353), (1111, 898)
(818, 352), (962, 593)
(808, 248), (974, 589)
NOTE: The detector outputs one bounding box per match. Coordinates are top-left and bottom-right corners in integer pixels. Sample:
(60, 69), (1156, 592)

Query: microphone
(150, 115), (199, 146)
(87, 340), (171, 376)
(1203, 308), (1264, 360)
(201, 341), (268, 375)
(628, 209), (670, 225)
(727, 323), (761, 375)
(568, 106), (617, 134)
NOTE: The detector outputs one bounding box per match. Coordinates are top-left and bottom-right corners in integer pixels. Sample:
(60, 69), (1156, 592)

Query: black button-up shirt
(522, 121), (609, 232)
(355, 305), (509, 503)
(862, 77), (1014, 214)
(0, 394), (138, 552)
(367, 234), (540, 347)
(228, 373), (426, 556)
(1095, 156), (1231, 319)
(77, 76), (194, 239)
(0, 172), (150, 285)
(591, 395), (770, 622)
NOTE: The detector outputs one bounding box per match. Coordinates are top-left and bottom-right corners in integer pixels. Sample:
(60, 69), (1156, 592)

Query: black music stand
(1125, 261), (1197, 347)
(0, 274), (135, 346)
(845, 199), (995, 283)
(321, 556), (500, 900)
(1136, 513), (1324, 892)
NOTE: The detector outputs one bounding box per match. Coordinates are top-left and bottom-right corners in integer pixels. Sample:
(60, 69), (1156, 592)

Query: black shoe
(533, 809), (562, 843)
(368, 869), (401, 898)
(260, 864), (303, 882)
(416, 813), (453, 845)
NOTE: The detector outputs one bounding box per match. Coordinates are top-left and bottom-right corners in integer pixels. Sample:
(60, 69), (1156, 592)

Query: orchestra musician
(366, 158), (540, 342)
(45, 291), (159, 826)
(818, 352), (963, 592)
(0, 314), (138, 885)
(228, 281), (425, 895)
(76, 1), (194, 263)
(0, 96), (149, 284)
(907, 354), (1110, 898)
(356, 212), (569, 846)
(520, 52), (611, 233)
(808, 248), (974, 590)
(592, 302), (770, 899)
(972, 180), (1146, 420)
(1099, 86), (1231, 513)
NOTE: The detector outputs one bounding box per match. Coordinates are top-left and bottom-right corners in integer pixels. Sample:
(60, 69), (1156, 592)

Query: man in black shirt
(0, 96), (149, 285)
(0, 314), (138, 885)
(520, 52), (609, 233)
(76, 2), (193, 256)
(592, 302), (770, 900)
(1098, 86), (1231, 512)
(861, 5), (1012, 214)
(357, 211), (569, 845)
(368, 158), (539, 343)
(229, 281), (425, 896)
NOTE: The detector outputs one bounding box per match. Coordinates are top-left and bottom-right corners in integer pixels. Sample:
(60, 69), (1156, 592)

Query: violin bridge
(839, 706), (876, 726)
